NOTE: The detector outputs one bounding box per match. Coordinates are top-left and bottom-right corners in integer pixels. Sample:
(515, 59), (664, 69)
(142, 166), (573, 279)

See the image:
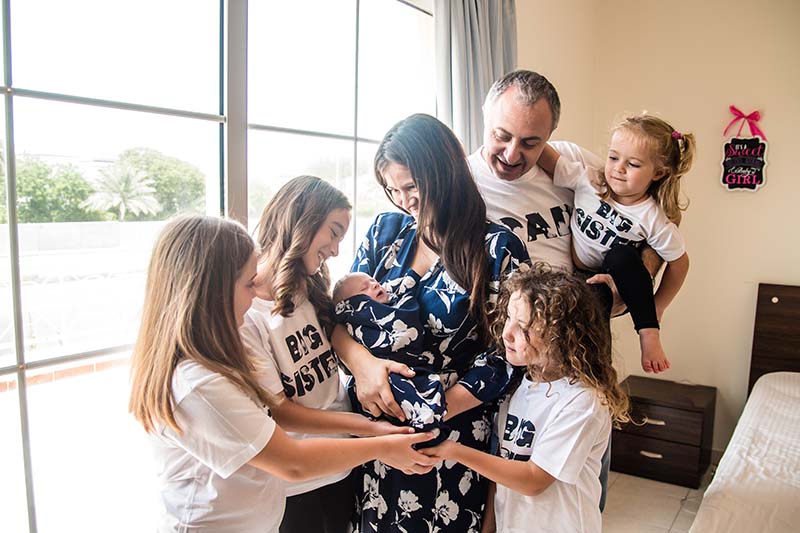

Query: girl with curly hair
(423, 265), (630, 533)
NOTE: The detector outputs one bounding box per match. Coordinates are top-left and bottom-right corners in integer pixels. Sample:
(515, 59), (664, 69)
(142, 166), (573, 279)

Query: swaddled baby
(334, 272), (513, 443)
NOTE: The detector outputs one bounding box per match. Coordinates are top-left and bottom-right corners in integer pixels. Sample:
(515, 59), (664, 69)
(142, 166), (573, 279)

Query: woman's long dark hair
(375, 114), (491, 339)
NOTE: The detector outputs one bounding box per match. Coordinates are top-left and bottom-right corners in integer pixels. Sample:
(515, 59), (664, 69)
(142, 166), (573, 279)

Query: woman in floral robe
(332, 114), (529, 532)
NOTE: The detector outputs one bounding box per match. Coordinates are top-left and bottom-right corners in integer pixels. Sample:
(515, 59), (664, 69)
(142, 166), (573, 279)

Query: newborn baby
(333, 272), (390, 304)
(334, 272), (444, 437)
(333, 272), (514, 445)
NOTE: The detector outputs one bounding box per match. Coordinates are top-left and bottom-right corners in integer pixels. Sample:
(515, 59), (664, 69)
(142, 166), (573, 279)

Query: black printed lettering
(500, 217), (523, 233)
(526, 212), (554, 241)
(285, 335), (302, 363)
(504, 413), (519, 441)
(552, 204), (572, 237)
(515, 420), (536, 448)
(281, 373), (297, 398)
(305, 325), (323, 350)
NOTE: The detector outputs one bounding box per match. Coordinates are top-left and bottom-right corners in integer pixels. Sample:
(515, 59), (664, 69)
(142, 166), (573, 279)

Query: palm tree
(82, 162), (160, 221)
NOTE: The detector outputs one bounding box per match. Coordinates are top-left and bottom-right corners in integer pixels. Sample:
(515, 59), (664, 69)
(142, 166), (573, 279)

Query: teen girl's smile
(382, 163), (420, 218)
(303, 207), (351, 275)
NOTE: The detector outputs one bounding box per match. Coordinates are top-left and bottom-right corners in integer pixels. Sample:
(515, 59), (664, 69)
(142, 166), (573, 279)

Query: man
(469, 69), (585, 272)
(467, 69), (620, 512)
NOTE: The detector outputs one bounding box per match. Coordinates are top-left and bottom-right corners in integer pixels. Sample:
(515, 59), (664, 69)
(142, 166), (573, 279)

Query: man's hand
(586, 273), (627, 317)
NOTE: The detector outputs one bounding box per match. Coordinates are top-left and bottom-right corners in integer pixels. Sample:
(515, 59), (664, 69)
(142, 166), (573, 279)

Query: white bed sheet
(690, 371), (800, 533)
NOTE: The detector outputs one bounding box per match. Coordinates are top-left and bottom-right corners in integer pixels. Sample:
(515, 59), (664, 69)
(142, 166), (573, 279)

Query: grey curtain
(434, 0), (517, 154)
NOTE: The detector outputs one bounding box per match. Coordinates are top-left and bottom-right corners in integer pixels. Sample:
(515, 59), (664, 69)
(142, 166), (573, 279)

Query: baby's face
(342, 273), (389, 304)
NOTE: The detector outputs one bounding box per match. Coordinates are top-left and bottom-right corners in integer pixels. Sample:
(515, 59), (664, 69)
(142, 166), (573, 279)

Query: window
(247, 0), (434, 280)
(3, 1), (222, 531)
(1, 2), (435, 531)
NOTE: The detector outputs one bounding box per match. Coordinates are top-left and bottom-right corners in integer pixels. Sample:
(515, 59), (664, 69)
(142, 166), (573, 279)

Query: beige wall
(516, 0), (800, 450)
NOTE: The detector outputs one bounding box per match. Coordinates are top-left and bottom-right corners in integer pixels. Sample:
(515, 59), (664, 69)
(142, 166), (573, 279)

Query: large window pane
(13, 98), (219, 363)
(354, 141), (397, 250)
(26, 357), (157, 532)
(0, 97), (14, 369)
(248, 0), (356, 136)
(0, 376), (29, 532)
(11, 0), (219, 113)
(248, 130), (355, 281)
(358, 0), (435, 140)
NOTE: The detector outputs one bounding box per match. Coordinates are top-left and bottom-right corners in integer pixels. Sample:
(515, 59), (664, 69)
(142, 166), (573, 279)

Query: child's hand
(358, 419), (414, 437)
(378, 432), (439, 475)
(418, 439), (457, 462)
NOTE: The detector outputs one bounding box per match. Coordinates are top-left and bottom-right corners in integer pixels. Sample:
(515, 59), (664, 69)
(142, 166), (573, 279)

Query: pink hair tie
(671, 131), (683, 140)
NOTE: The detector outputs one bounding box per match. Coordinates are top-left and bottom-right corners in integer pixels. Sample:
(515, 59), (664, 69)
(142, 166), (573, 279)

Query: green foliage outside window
(0, 146), (205, 224)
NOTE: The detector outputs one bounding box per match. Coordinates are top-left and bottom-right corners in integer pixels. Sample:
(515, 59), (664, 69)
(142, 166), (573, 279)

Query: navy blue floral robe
(349, 212), (529, 533)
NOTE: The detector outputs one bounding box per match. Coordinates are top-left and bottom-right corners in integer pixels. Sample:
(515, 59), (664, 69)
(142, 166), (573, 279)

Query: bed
(689, 283), (800, 533)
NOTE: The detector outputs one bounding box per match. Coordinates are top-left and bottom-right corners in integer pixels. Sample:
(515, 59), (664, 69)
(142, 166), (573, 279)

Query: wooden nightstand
(611, 375), (716, 488)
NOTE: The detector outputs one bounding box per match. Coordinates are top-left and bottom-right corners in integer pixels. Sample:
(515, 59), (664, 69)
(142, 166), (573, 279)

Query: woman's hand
(356, 358), (416, 421)
(378, 432), (439, 475)
(333, 325), (415, 421)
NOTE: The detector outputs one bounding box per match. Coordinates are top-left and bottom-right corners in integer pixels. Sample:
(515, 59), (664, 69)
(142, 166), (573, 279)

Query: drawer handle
(639, 450), (664, 460)
(644, 417), (666, 426)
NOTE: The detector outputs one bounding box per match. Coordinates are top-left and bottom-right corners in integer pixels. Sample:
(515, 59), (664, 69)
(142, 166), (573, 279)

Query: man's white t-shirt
(469, 141), (593, 272)
(554, 157), (685, 270)
(240, 297), (352, 496)
(494, 376), (611, 533)
(150, 359), (283, 532)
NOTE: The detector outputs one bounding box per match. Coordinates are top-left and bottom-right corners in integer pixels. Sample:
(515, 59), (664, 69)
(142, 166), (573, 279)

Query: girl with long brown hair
(129, 214), (433, 532)
(240, 176), (420, 532)
(332, 114), (530, 532)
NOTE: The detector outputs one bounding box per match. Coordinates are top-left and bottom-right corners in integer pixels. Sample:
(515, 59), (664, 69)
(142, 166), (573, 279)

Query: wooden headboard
(749, 283), (800, 394)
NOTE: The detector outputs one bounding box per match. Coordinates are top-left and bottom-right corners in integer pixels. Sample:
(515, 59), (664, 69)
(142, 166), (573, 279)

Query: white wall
(516, 0), (800, 450)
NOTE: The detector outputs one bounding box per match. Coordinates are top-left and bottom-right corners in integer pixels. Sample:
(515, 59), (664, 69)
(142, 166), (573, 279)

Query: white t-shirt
(494, 376), (611, 533)
(469, 141), (592, 272)
(240, 297), (352, 496)
(149, 359), (283, 533)
(554, 157), (685, 270)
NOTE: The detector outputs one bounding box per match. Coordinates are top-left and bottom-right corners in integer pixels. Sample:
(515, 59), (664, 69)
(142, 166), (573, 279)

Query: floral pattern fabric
(336, 293), (517, 439)
(349, 212), (529, 532)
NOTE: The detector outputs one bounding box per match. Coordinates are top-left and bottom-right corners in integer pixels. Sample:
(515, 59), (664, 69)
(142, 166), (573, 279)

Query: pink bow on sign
(723, 106), (767, 140)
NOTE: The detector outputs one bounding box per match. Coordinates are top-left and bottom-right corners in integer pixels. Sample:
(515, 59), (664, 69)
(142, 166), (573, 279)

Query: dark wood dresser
(611, 375), (716, 488)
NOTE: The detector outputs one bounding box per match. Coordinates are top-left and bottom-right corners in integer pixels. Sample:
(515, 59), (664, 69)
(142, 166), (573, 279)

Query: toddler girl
(540, 114), (695, 373)
(423, 265), (630, 532)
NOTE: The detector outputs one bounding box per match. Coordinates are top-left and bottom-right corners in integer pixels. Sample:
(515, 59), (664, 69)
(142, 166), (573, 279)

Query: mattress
(689, 372), (800, 533)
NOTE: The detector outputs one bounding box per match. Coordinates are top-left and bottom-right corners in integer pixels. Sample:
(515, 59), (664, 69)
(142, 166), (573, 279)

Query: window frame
(1, 1), (433, 531)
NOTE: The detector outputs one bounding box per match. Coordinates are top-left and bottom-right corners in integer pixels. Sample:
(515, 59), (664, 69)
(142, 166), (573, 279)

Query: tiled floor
(602, 467), (715, 532)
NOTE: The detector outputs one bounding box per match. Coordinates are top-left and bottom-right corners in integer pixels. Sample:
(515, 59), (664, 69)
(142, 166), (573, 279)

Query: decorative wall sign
(721, 106), (768, 192)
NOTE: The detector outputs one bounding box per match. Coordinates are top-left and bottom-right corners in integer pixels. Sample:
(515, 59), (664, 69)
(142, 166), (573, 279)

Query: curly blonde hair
(598, 114), (696, 222)
(491, 264), (630, 426)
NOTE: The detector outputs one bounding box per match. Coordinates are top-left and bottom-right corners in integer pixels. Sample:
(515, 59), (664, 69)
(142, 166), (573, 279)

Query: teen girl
(129, 215), (433, 532)
(238, 176), (428, 532)
(424, 266), (630, 532)
(539, 114), (695, 374)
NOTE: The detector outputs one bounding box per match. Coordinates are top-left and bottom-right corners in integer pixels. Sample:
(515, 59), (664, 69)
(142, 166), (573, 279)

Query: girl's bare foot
(639, 328), (670, 373)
